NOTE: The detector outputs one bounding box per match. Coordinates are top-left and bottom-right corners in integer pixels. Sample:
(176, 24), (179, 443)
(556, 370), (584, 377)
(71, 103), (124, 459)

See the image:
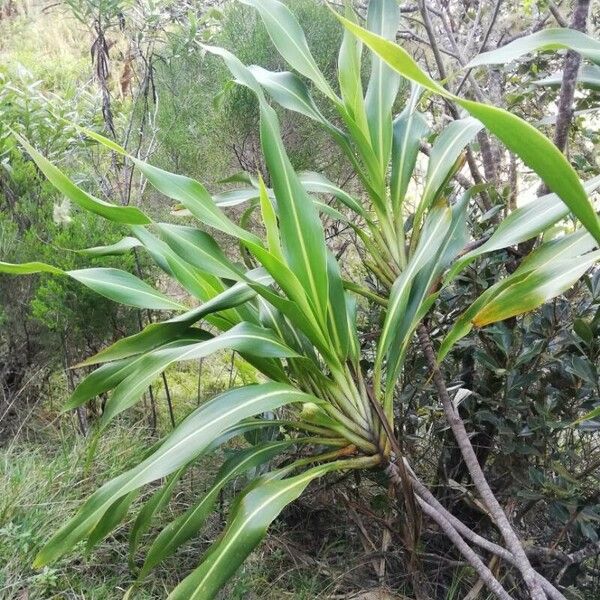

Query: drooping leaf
(445, 175), (600, 284)
(77, 237), (142, 256)
(213, 188), (260, 207)
(100, 323), (299, 426)
(0, 263), (186, 311)
(473, 251), (599, 326)
(167, 460), (356, 600)
(67, 268), (187, 311)
(132, 226), (239, 325)
(87, 491), (138, 551)
(14, 134), (150, 225)
(240, 0), (337, 101)
(533, 64), (600, 91)
(439, 233), (600, 360)
(298, 171), (365, 217)
(64, 336), (209, 410)
(248, 66), (334, 127)
(128, 467), (187, 568)
(33, 383), (317, 568)
(0, 261), (63, 276)
(156, 223), (245, 281)
(78, 128), (261, 245)
(138, 440), (294, 580)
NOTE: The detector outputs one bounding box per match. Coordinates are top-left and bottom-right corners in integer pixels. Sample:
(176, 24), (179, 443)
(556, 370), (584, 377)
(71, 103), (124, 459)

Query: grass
(0, 421), (152, 599)
(0, 1), (89, 96)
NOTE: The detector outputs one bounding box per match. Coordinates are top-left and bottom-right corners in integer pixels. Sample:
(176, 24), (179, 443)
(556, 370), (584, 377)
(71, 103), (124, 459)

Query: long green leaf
(298, 171), (365, 217)
(446, 175), (600, 284)
(473, 252), (599, 327)
(0, 263), (185, 311)
(132, 226), (241, 326)
(67, 268), (187, 311)
(157, 223), (244, 281)
(100, 322), (299, 426)
(377, 204), (452, 361)
(383, 191), (471, 407)
(14, 134), (150, 225)
(167, 459), (363, 600)
(364, 0), (401, 173)
(418, 117), (482, 220)
(199, 47), (332, 326)
(258, 175), (284, 260)
(374, 204), (451, 396)
(87, 491), (138, 551)
(391, 85), (429, 213)
(77, 237), (142, 256)
(248, 66), (334, 127)
(335, 14), (600, 244)
(33, 383), (317, 568)
(80, 268), (272, 366)
(466, 28), (600, 68)
(533, 64), (600, 91)
(258, 101), (330, 324)
(0, 261), (63, 275)
(128, 467), (186, 568)
(326, 252), (350, 361)
(439, 232), (599, 360)
(240, 0), (337, 101)
(79, 128), (261, 246)
(337, 1), (369, 135)
(138, 440), (294, 579)
(64, 336), (209, 410)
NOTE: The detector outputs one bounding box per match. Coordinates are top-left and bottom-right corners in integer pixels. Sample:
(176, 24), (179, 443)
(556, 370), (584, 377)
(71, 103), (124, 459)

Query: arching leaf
(100, 322), (299, 426)
(240, 0), (337, 101)
(137, 440), (294, 580)
(336, 14), (600, 244)
(15, 134), (150, 225)
(33, 383), (317, 568)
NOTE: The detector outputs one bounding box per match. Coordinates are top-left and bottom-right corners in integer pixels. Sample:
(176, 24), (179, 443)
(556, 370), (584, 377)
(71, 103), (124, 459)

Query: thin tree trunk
(552, 0), (590, 153)
(61, 330), (87, 436)
(163, 371), (175, 429)
(539, 0), (591, 195)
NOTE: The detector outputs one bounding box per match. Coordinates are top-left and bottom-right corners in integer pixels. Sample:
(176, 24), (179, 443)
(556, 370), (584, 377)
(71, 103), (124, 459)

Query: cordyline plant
(2, 1), (600, 598)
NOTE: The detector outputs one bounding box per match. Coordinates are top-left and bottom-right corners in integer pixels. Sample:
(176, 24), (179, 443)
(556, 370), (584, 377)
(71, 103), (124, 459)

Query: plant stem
(417, 325), (547, 600)
(398, 460), (567, 600)
(415, 495), (513, 600)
